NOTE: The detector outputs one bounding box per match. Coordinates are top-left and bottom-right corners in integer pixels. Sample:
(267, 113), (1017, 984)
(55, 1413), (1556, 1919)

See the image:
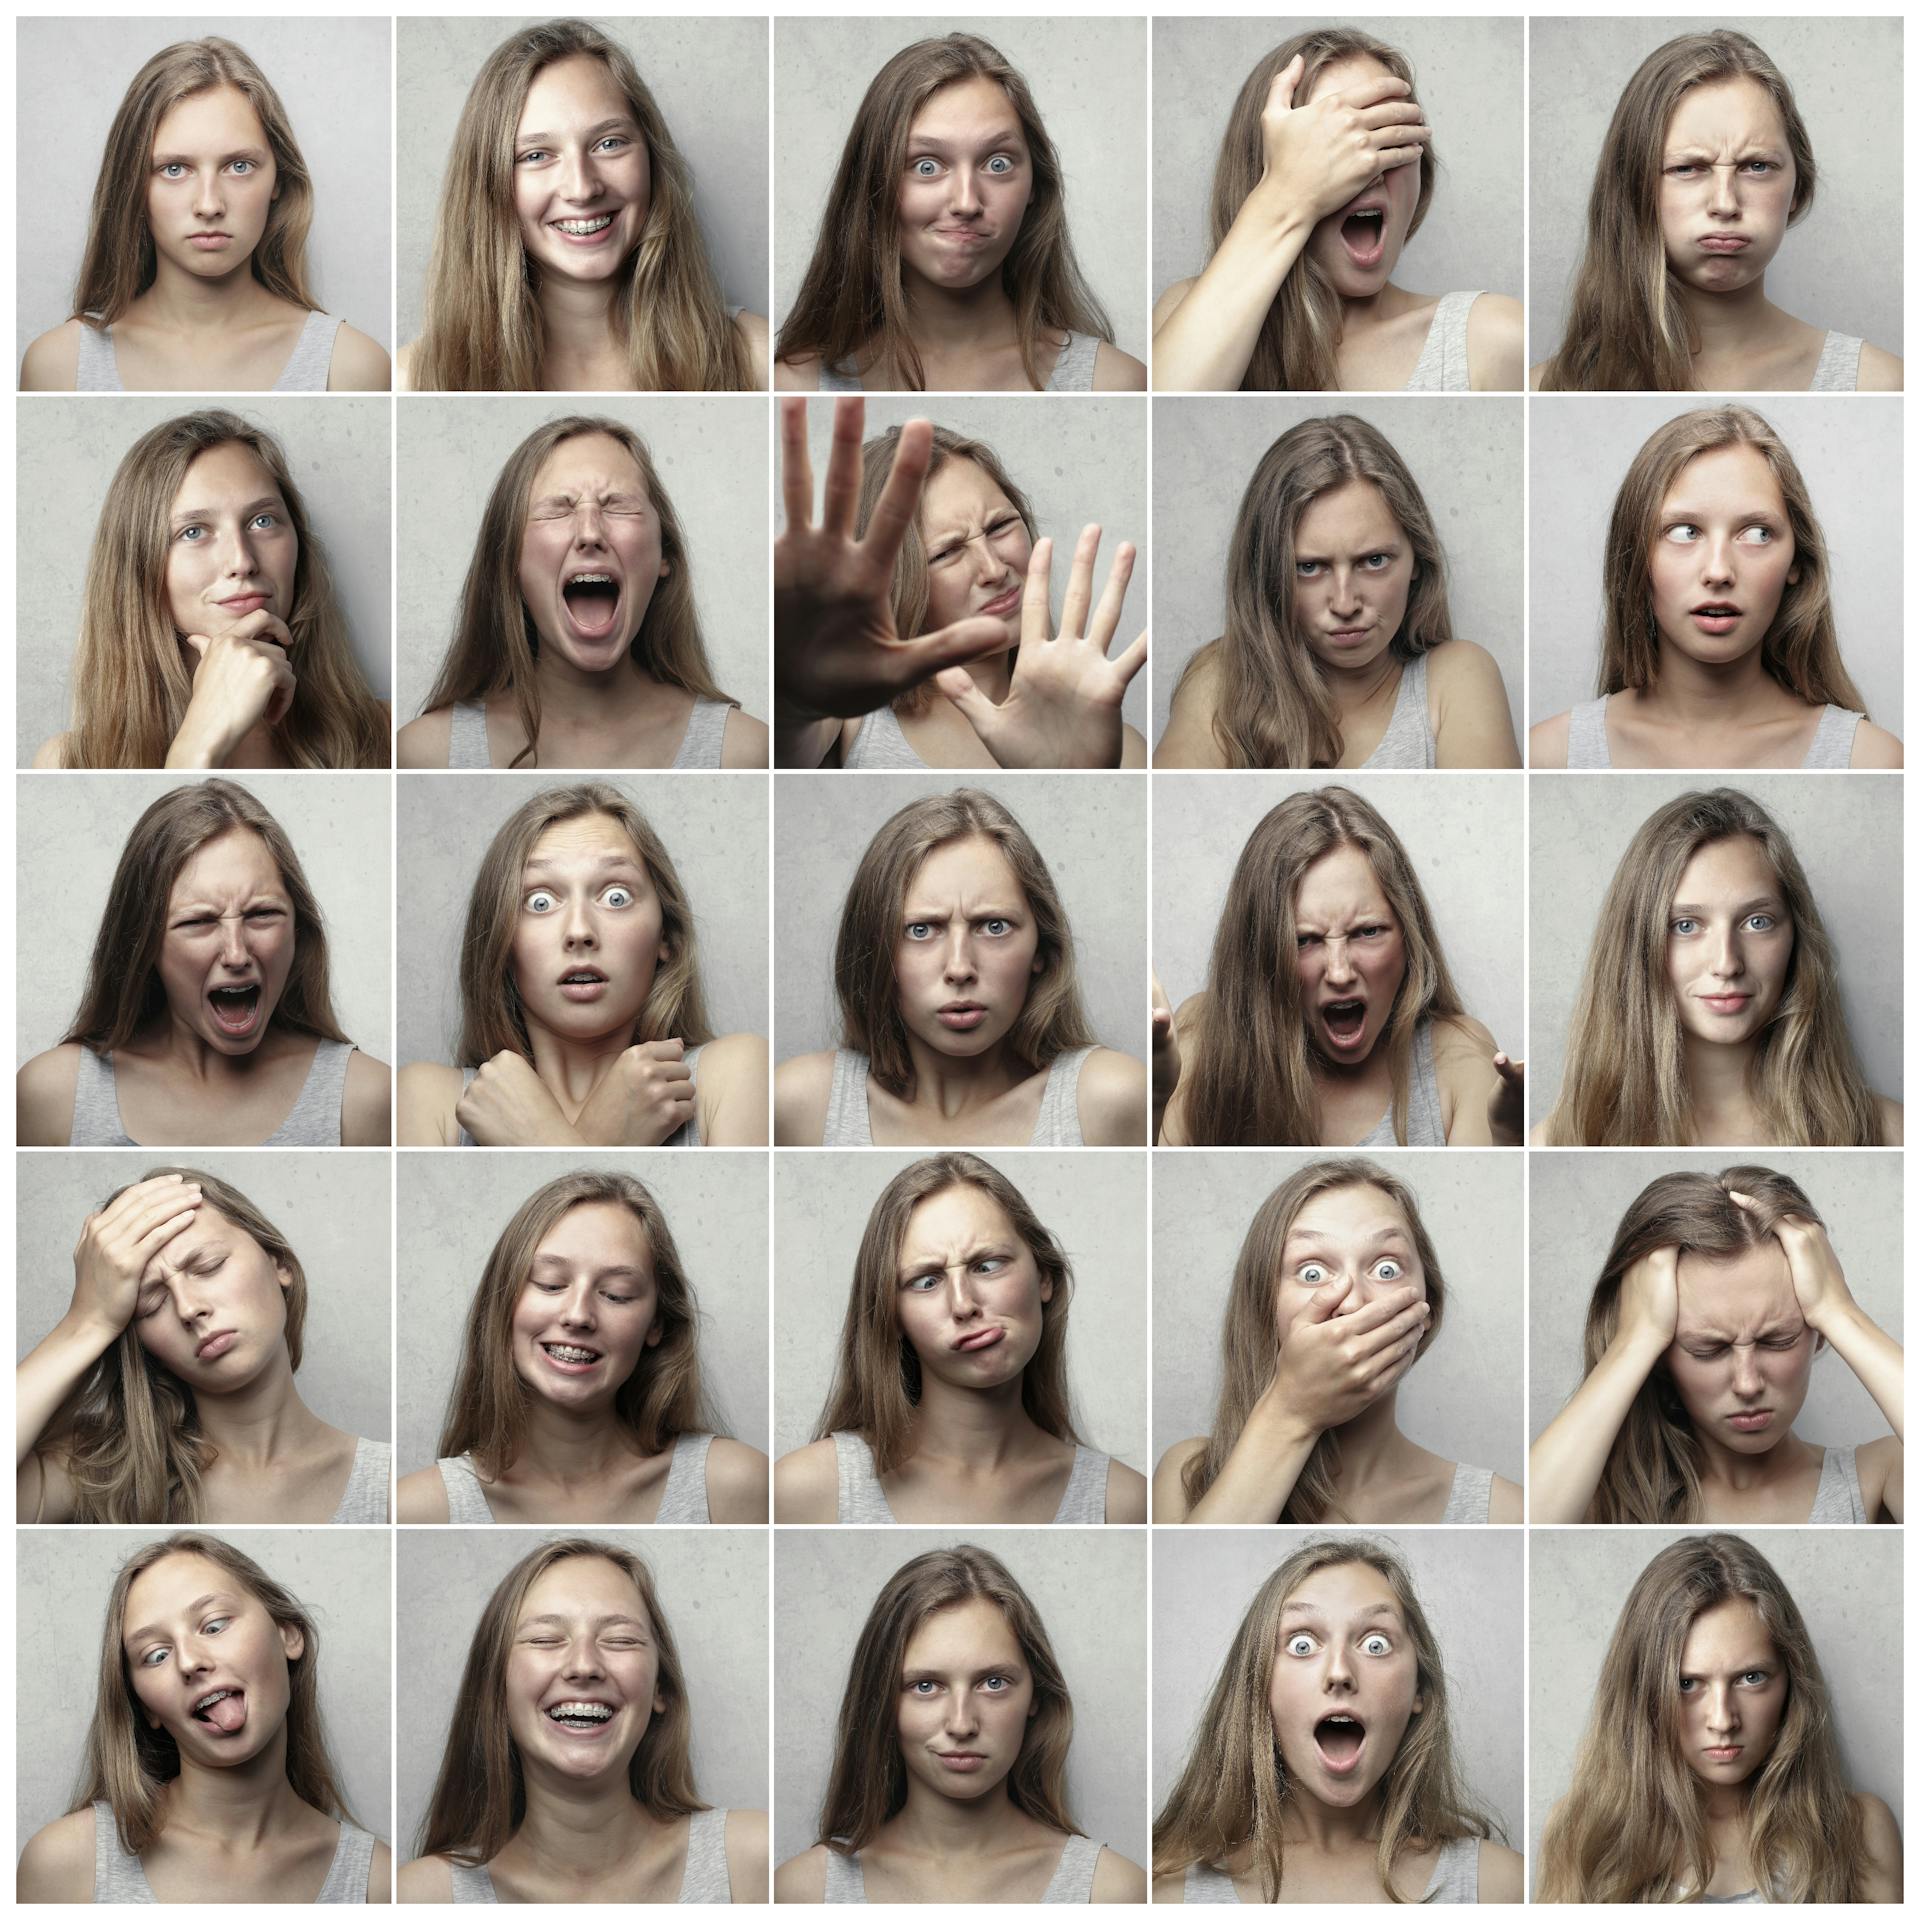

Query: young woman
(774, 789), (1146, 1147)
(1533, 31), (1902, 391)
(15, 1533), (389, 1902)
(396, 1170), (766, 1524)
(396, 415), (767, 770)
(1530, 1167), (1902, 1525)
(776, 33), (1145, 392)
(1536, 787), (1901, 1146)
(1154, 787), (1523, 1147)
(1154, 1159), (1520, 1526)
(1531, 407), (1902, 770)
(778, 416), (1146, 770)
(401, 19), (764, 391)
(1152, 1536), (1522, 1902)
(776, 1545), (1145, 1901)
(1536, 1533), (1901, 1900)
(35, 409), (389, 770)
(15, 780), (391, 1148)
(18, 1168), (389, 1524)
(19, 37), (388, 391)
(777, 1154), (1146, 1524)
(1155, 415), (1519, 768)
(397, 782), (768, 1148)
(1153, 29), (1524, 392)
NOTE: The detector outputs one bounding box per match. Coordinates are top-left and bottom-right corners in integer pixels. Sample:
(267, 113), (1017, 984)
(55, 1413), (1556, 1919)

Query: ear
(1038, 1272), (1054, 1305)
(644, 1319), (664, 1349)
(274, 1262), (293, 1294)
(1787, 566), (1800, 587)
(652, 1686), (666, 1717)
(279, 1620), (305, 1664)
(658, 557), (671, 579)
(1411, 1689), (1424, 1715)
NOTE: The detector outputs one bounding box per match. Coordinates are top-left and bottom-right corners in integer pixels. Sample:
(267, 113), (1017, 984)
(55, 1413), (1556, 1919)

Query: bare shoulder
(1171, 990), (1209, 1038)
(1103, 1457), (1148, 1523)
(327, 322), (392, 392)
(698, 1031), (770, 1146)
(732, 308), (771, 390)
(1466, 291), (1524, 391)
(397, 1060), (463, 1147)
(774, 1049), (836, 1146)
(774, 1843), (830, 1903)
(723, 1809), (771, 1902)
(1477, 1840), (1525, 1903)
(367, 1839), (393, 1903)
(395, 1462), (451, 1524)
(33, 731), (74, 769)
(1151, 1436), (1207, 1521)
(1854, 1791), (1902, 1899)
(1427, 637), (1503, 692)
(17, 1042), (84, 1147)
(1856, 341), (1903, 391)
(1527, 358), (1548, 391)
(773, 1437), (839, 1523)
(1432, 1012), (1497, 1065)
(1529, 708), (1572, 769)
(1151, 1866), (1188, 1903)
(1876, 1095), (1903, 1146)
(1151, 276), (1197, 335)
(1092, 1846), (1149, 1902)
(1488, 1473), (1523, 1524)
(704, 1435), (770, 1522)
(773, 353), (822, 393)
(722, 707), (770, 768)
(1155, 643), (1226, 768)
(394, 338), (418, 393)
(17, 1805), (95, 1901)
(21, 318), (84, 391)
(396, 707), (452, 769)
(1077, 1046), (1146, 1145)
(1092, 341), (1148, 391)
(343, 1049), (392, 1146)
(396, 1853), (454, 1904)
(1850, 718), (1903, 769)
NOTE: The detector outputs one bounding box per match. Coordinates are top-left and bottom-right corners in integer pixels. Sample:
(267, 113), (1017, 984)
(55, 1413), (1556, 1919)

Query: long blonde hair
(777, 33), (1114, 392)
(73, 37), (319, 328)
(1208, 32), (1437, 392)
(1181, 788), (1466, 1146)
(818, 1546), (1080, 1853)
(1598, 406), (1863, 712)
(417, 1539), (706, 1865)
(1181, 1161), (1446, 1521)
(812, 1154), (1082, 1476)
(1180, 416), (1455, 767)
(833, 790), (1097, 1099)
(1539, 32), (1816, 391)
(417, 415), (729, 769)
(435, 1171), (722, 1480)
(68, 1533), (353, 1856)
(1537, 1533), (1864, 1901)
(455, 783), (714, 1069)
(1543, 788), (1881, 1145)
(1153, 1537), (1494, 1903)
(64, 410), (387, 770)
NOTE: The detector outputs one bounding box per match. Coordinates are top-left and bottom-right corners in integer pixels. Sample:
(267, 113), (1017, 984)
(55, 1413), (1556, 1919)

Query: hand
(573, 1040), (698, 1146)
(1255, 56), (1432, 229)
(1615, 1245), (1679, 1352)
(1264, 1275), (1431, 1436)
(168, 611), (298, 767)
(775, 397), (1010, 722)
(1150, 970), (1181, 1116)
(933, 527), (1147, 769)
(1490, 1051), (1524, 1147)
(69, 1174), (202, 1340)
(454, 1051), (579, 1147)
(1731, 1195), (1852, 1335)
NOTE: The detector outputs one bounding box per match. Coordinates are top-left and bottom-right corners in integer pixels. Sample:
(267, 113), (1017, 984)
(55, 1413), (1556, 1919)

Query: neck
(1632, 645), (1784, 723)
(1671, 274), (1782, 356)
(525, 1022), (634, 1115)
(190, 1351), (323, 1468)
(1322, 649), (1402, 719)
(512, 1391), (635, 1485)
(1279, 1781), (1383, 1853)
(901, 272), (1020, 354)
(1682, 1030), (1762, 1124)
(1336, 279), (1414, 336)
(506, 1770), (660, 1881)
(1325, 1389), (1413, 1485)
(152, 1015), (290, 1083)
(907, 1368), (1040, 1469)
(891, 1772), (1028, 1856)
(900, 1032), (1029, 1117)
(535, 274), (621, 364)
(135, 254), (276, 333)
(1691, 1422), (1817, 1493)
(533, 648), (659, 724)
(1699, 1777), (1755, 1827)
(159, 1725), (306, 1846)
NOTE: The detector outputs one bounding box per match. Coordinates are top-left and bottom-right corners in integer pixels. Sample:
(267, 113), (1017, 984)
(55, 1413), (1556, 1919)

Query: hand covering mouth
(191, 1686), (248, 1733)
(1313, 1710), (1367, 1763)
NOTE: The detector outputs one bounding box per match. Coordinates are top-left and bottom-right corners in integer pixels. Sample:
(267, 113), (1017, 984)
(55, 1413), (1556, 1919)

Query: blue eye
(911, 158), (940, 178)
(1671, 916), (1700, 936)
(979, 918), (1010, 936)
(1361, 1633), (1392, 1656)
(526, 890), (558, 914)
(1745, 913), (1777, 932)
(601, 886), (634, 909)
(1296, 560), (1324, 577)
(1297, 1262), (1330, 1285)
(231, 159), (256, 176)
(904, 921), (935, 941)
(1362, 553), (1391, 571)
(518, 148), (551, 166)
(1284, 1633), (1316, 1657)
(985, 155), (1013, 175)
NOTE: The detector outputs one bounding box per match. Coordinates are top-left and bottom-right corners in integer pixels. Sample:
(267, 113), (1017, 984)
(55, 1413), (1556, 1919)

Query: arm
(1149, 974), (1182, 1145)
(32, 732), (72, 769)
(704, 1437), (770, 1523)
(17, 1045), (83, 1147)
(1528, 709), (1572, 769)
(395, 1464), (451, 1524)
(163, 615), (300, 769)
(1476, 1844), (1526, 1905)
(773, 1439), (840, 1523)
(1429, 640), (1520, 770)
(1103, 1458), (1148, 1523)
(1076, 1048), (1147, 1146)
(395, 1855), (453, 1905)
(1432, 1015), (1522, 1147)
(1091, 342), (1148, 391)
(1854, 1794), (1903, 1901)
(720, 708), (771, 769)
(724, 1810), (771, 1904)
(773, 1053), (834, 1147)
(695, 1032), (770, 1146)
(395, 709), (452, 770)
(774, 1845), (829, 1904)
(325, 322), (392, 392)
(17, 1809), (96, 1902)
(1464, 293), (1525, 393)
(1152, 651), (1228, 768)
(1848, 720), (1903, 769)
(1855, 342), (1902, 392)
(396, 1062), (462, 1147)
(1092, 1849), (1149, 1902)
(341, 1051), (392, 1146)
(19, 320), (82, 392)
(366, 1840), (393, 1904)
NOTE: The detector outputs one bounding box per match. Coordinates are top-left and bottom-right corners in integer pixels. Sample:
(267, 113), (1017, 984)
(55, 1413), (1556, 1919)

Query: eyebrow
(908, 128), (1024, 150)
(170, 890), (289, 915)
(152, 146), (270, 166)
(169, 494), (285, 528)
(899, 1240), (1013, 1276)
(1294, 541), (1404, 561)
(901, 1661), (1021, 1683)
(531, 487), (645, 508)
(1661, 502), (1784, 522)
(125, 1592), (233, 1649)
(517, 1611), (651, 1633)
(532, 1255), (647, 1282)
(516, 116), (638, 146)
(1669, 895), (1784, 916)
(1281, 1601), (1403, 1625)
(901, 902), (1021, 919)
(1684, 1319), (1800, 1342)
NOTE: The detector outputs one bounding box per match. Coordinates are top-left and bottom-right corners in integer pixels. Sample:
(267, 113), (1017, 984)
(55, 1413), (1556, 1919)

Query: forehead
(1294, 842), (1390, 918)
(909, 73), (1021, 143)
(518, 53), (633, 135)
(1675, 1241), (1796, 1324)
(1662, 443), (1787, 516)
(1303, 52), (1399, 108)
(534, 1198), (653, 1270)
(919, 457), (1012, 530)
(125, 1550), (235, 1623)
(1671, 833), (1780, 903)
(1295, 480), (1403, 554)
(1680, 1595), (1775, 1666)
(907, 833), (1027, 906)
(530, 433), (648, 500)
(1287, 1182), (1413, 1249)
(903, 1594), (1022, 1668)
(1283, 1559), (1402, 1622)
(153, 82), (269, 151)
(172, 442), (283, 512)
(1665, 75), (1788, 150)
(519, 1553), (649, 1622)
(526, 811), (648, 871)
(902, 1182), (1016, 1256)
(169, 827), (284, 903)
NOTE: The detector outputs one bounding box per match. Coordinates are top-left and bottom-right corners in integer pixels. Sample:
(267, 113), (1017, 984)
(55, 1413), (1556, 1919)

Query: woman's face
(132, 1201), (292, 1392)
(1665, 1241), (1814, 1452)
(1273, 1184), (1426, 1361)
(509, 812), (670, 1045)
(509, 1199), (662, 1408)
(158, 827), (297, 1054)
(145, 84), (279, 286)
(1299, 54), (1423, 299)
(1657, 77), (1797, 299)
(124, 1551), (300, 1768)
(1663, 835), (1794, 1050)
(517, 432), (671, 678)
(892, 834), (1043, 1061)
(505, 1556), (665, 1786)
(164, 443), (299, 645)
(1290, 480), (1415, 677)
(1647, 444), (1798, 667)
(916, 458), (1031, 654)
(893, 1182), (1052, 1398)
(895, 75), (1033, 295)
(512, 54), (651, 286)
(1675, 1596), (1787, 1791)
(1269, 1561), (1422, 1812)
(895, 1596), (1037, 1805)
(1293, 842), (1408, 1068)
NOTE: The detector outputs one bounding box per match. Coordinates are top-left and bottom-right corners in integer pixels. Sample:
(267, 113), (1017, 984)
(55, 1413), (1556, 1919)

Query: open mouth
(1321, 999), (1367, 1048)
(557, 967), (609, 1002)
(550, 213), (617, 245)
(540, 1340), (604, 1374)
(1314, 1712), (1367, 1774)
(561, 571), (622, 640)
(1690, 603), (1741, 634)
(546, 1699), (617, 1736)
(208, 984), (262, 1036)
(1339, 206), (1386, 264)
(191, 1687), (247, 1734)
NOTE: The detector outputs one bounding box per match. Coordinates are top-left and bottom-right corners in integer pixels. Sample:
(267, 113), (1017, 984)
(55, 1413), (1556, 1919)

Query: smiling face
(1658, 77), (1797, 299)
(517, 432), (671, 678)
(1294, 842), (1408, 1068)
(506, 1555), (666, 1786)
(1274, 1183), (1426, 1359)
(1676, 1596), (1787, 1791)
(896, 74), (1034, 295)
(509, 1199), (663, 1409)
(916, 459), (1031, 651)
(1269, 1560), (1423, 1814)
(164, 442), (298, 644)
(1663, 835), (1794, 1049)
(133, 1203), (292, 1391)
(157, 827), (296, 1054)
(896, 1595), (1037, 1804)
(513, 54), (651, 285)
(1648, 444), (1799, 668)
(1666, 1241), (1813, 1452)
(1291, 480), (1414, 677)
(509, 812), (669, 1045)
(1300, 54), (1423, 298)
(124, 1551), (301, 1766)
(145, 84), (280, 285)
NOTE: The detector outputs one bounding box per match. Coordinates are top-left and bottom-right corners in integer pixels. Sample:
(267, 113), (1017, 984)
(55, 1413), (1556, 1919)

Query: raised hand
(573, 1040), (698, 1147)
(1730, 1195), (1852, 1335)
(454, 1051), (580, 1147)
(1257, 55), (1432, 228)
(1616, 1245), (1680, 1352)
(1265, 1275), (1431, 1436)
(1490, 1051), (1524, 1147)
(69, 1173), (203, 1340)
(933, 527), (1147, 768)
(167, 610), (298, 768)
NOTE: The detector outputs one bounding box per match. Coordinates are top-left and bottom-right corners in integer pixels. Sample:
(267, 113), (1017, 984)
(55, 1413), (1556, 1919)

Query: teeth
(549, 1701), (614, 1721)
(567, 572), (614, 586)
(552, 215), (613, 235)
(543, 1342), (599, 1364)
(193, 1689), (236, 1713)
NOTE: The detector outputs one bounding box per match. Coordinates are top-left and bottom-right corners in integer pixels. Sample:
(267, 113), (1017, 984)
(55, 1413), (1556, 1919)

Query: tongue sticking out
(1317, 1717), (1364, 1762)
(200, 1693), (247, 1734)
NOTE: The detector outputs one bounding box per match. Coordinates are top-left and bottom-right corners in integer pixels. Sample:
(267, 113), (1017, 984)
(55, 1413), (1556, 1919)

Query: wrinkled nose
(1322, 938), (1358, 988)
(1707, 165), (1740, 217)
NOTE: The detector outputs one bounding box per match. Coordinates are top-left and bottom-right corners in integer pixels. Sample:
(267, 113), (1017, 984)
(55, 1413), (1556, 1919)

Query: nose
(560, 891), (597, 952)
(1321, 936), (1358, 988)
(1322, 1638), (1356, 1693)
(944, 1267), (981, 1321)
(1698, 533), (1736, 587)
(191, 170), (223, 219)
(562, 1643), (605, 1683)
(1707, 165), (1740, 217)
(571, 504), (608, 551)
(1705, 1683), (1741, 1735)
(169, 1277), (211, 1328)
(1326, 570), (1364, 619)
(1730, 1342), (1765, 1398)
(1706, 921), (1745, 981)
(941, 928), (976, 986)
(970, 539), (1008, 588)
(943, 1688), (980, 1738)
(558, 144), (604, 204)
(947, 167), (981, 217)
(216, 912), (252, 969)
(559, 1282), (598, 1332)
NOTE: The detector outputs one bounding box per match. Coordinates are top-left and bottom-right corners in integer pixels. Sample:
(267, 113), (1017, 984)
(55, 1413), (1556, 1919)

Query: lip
(216, 593), (269, 617)
(1697, 993), (1753, 1014)
(207, 983), (264, 1040)
(542, 1701), (620, 1740)
(1312, 1714), (1369, 1778)
(1726, 1409), (1774, 1431)
(556, 966), (609, 1003)
(1702, 1744), (1745, 1760)
(1323, 626), (1375, 647)
(188, 1685), (248, 1735)
(937, 1002), (988, 1031)
(1696, 235), (1750, 253)
(932, 226), (993, 246)
(187, 233), (234, 251)
(538, 1339), (605, 1376)
(1334, 198), (1390, 270)
(1688, 605), (1743, 636)
(934, 1751), (988, 1771)
(979, 583), (1022, 618)
(546, 211), (621, 248)
(1318, 999), (1371, 1054)
(952, 1326), (1006, 1354)
(196, 1329), (239, 1361)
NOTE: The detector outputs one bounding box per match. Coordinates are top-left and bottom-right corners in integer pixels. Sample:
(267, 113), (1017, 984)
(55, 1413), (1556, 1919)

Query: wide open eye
(1361, 1632), (1392, 1656)
(1297, 1262), (1330, 1285)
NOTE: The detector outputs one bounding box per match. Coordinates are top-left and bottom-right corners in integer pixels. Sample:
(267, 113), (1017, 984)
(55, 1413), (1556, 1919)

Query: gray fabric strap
(1809, 330), (1863, 392)
(447, 699), (490, 768)
(1803, 706), (1862, 768)
(840, 702), (929, 770)
(1045, 331), (1100, 392)
(670, 699), (736, 769)
(821, 1049), (872, 1146)
(822, 1845), (865, 1903)
(1809, 1443), (1866, 1522)
(75, 321), (117, 391)
(1439, 1462), (1494, 1525)
(447, 1859), (496, 1904)
(1353, 1019), (1446, 1148)
(330, 1438), (392, 1523)
(1566, 697), (1612, 768)
(678, 1807), (733, 1903)
(656, 1432), (714, 1524)
(1359, 652), (1434, 769)
(437, 1455), (495, 1524)
(1404, 291), (1480, 393)
(68, 1046), (130, 1146)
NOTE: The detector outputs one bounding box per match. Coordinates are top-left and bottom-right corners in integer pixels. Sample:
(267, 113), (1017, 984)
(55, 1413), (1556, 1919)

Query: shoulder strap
(437, 1456), (494, 1524)
(1565, 697), (1612, 768)
(74, 320), (121, 391)
(447, 700), (490, 769)
(822, 1845), (866, 1902)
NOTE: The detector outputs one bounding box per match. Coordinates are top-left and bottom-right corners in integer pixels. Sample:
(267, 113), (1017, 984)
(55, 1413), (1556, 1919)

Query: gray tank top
(1403, 291), (1480, 393)
(823, 1832), (1104, 1903)
(1808, 1443), (1867, 1522)
(1350, 1020), (1447, 1148)
(830, 1430), (1110, 1524)
(841, 702), (930, 770)
(446, 1806), (733, 1903)
(819, 331), (1100, 394)
(90, 1800), (377, 1903)
(68, 1040), (356, 1147)
(1439, 1462), (1495, 1524)
(444, 696), (735, 769)
(1183, 1834), (1477, 1903)
(434, 1432), (714, 1524)
(821, 1046), (1095, 1147)
(1358, 653), (1434, 769)
(331, 1438), (392, 1523)
(1808, 331), (1864, 392)
(456, 1043), (702, 1147)
(1565, 696), (1861, 769)
(75, 310), (343, 393)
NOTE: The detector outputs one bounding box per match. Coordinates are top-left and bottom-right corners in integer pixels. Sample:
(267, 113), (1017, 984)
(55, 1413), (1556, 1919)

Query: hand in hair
(454, 1051), (585, 1148)
(1489, 1051), (1525, 1148)
(1728, 1196), (1844, 1333)
(572, 1039), (698, 1148)
(1259, 55), (1432, 228)
(933, 527), (1147, 768)
(1150, 971), (1182, 1136)
(1266, 1271), (1431, 1436)
(166, 614), (299, 769)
